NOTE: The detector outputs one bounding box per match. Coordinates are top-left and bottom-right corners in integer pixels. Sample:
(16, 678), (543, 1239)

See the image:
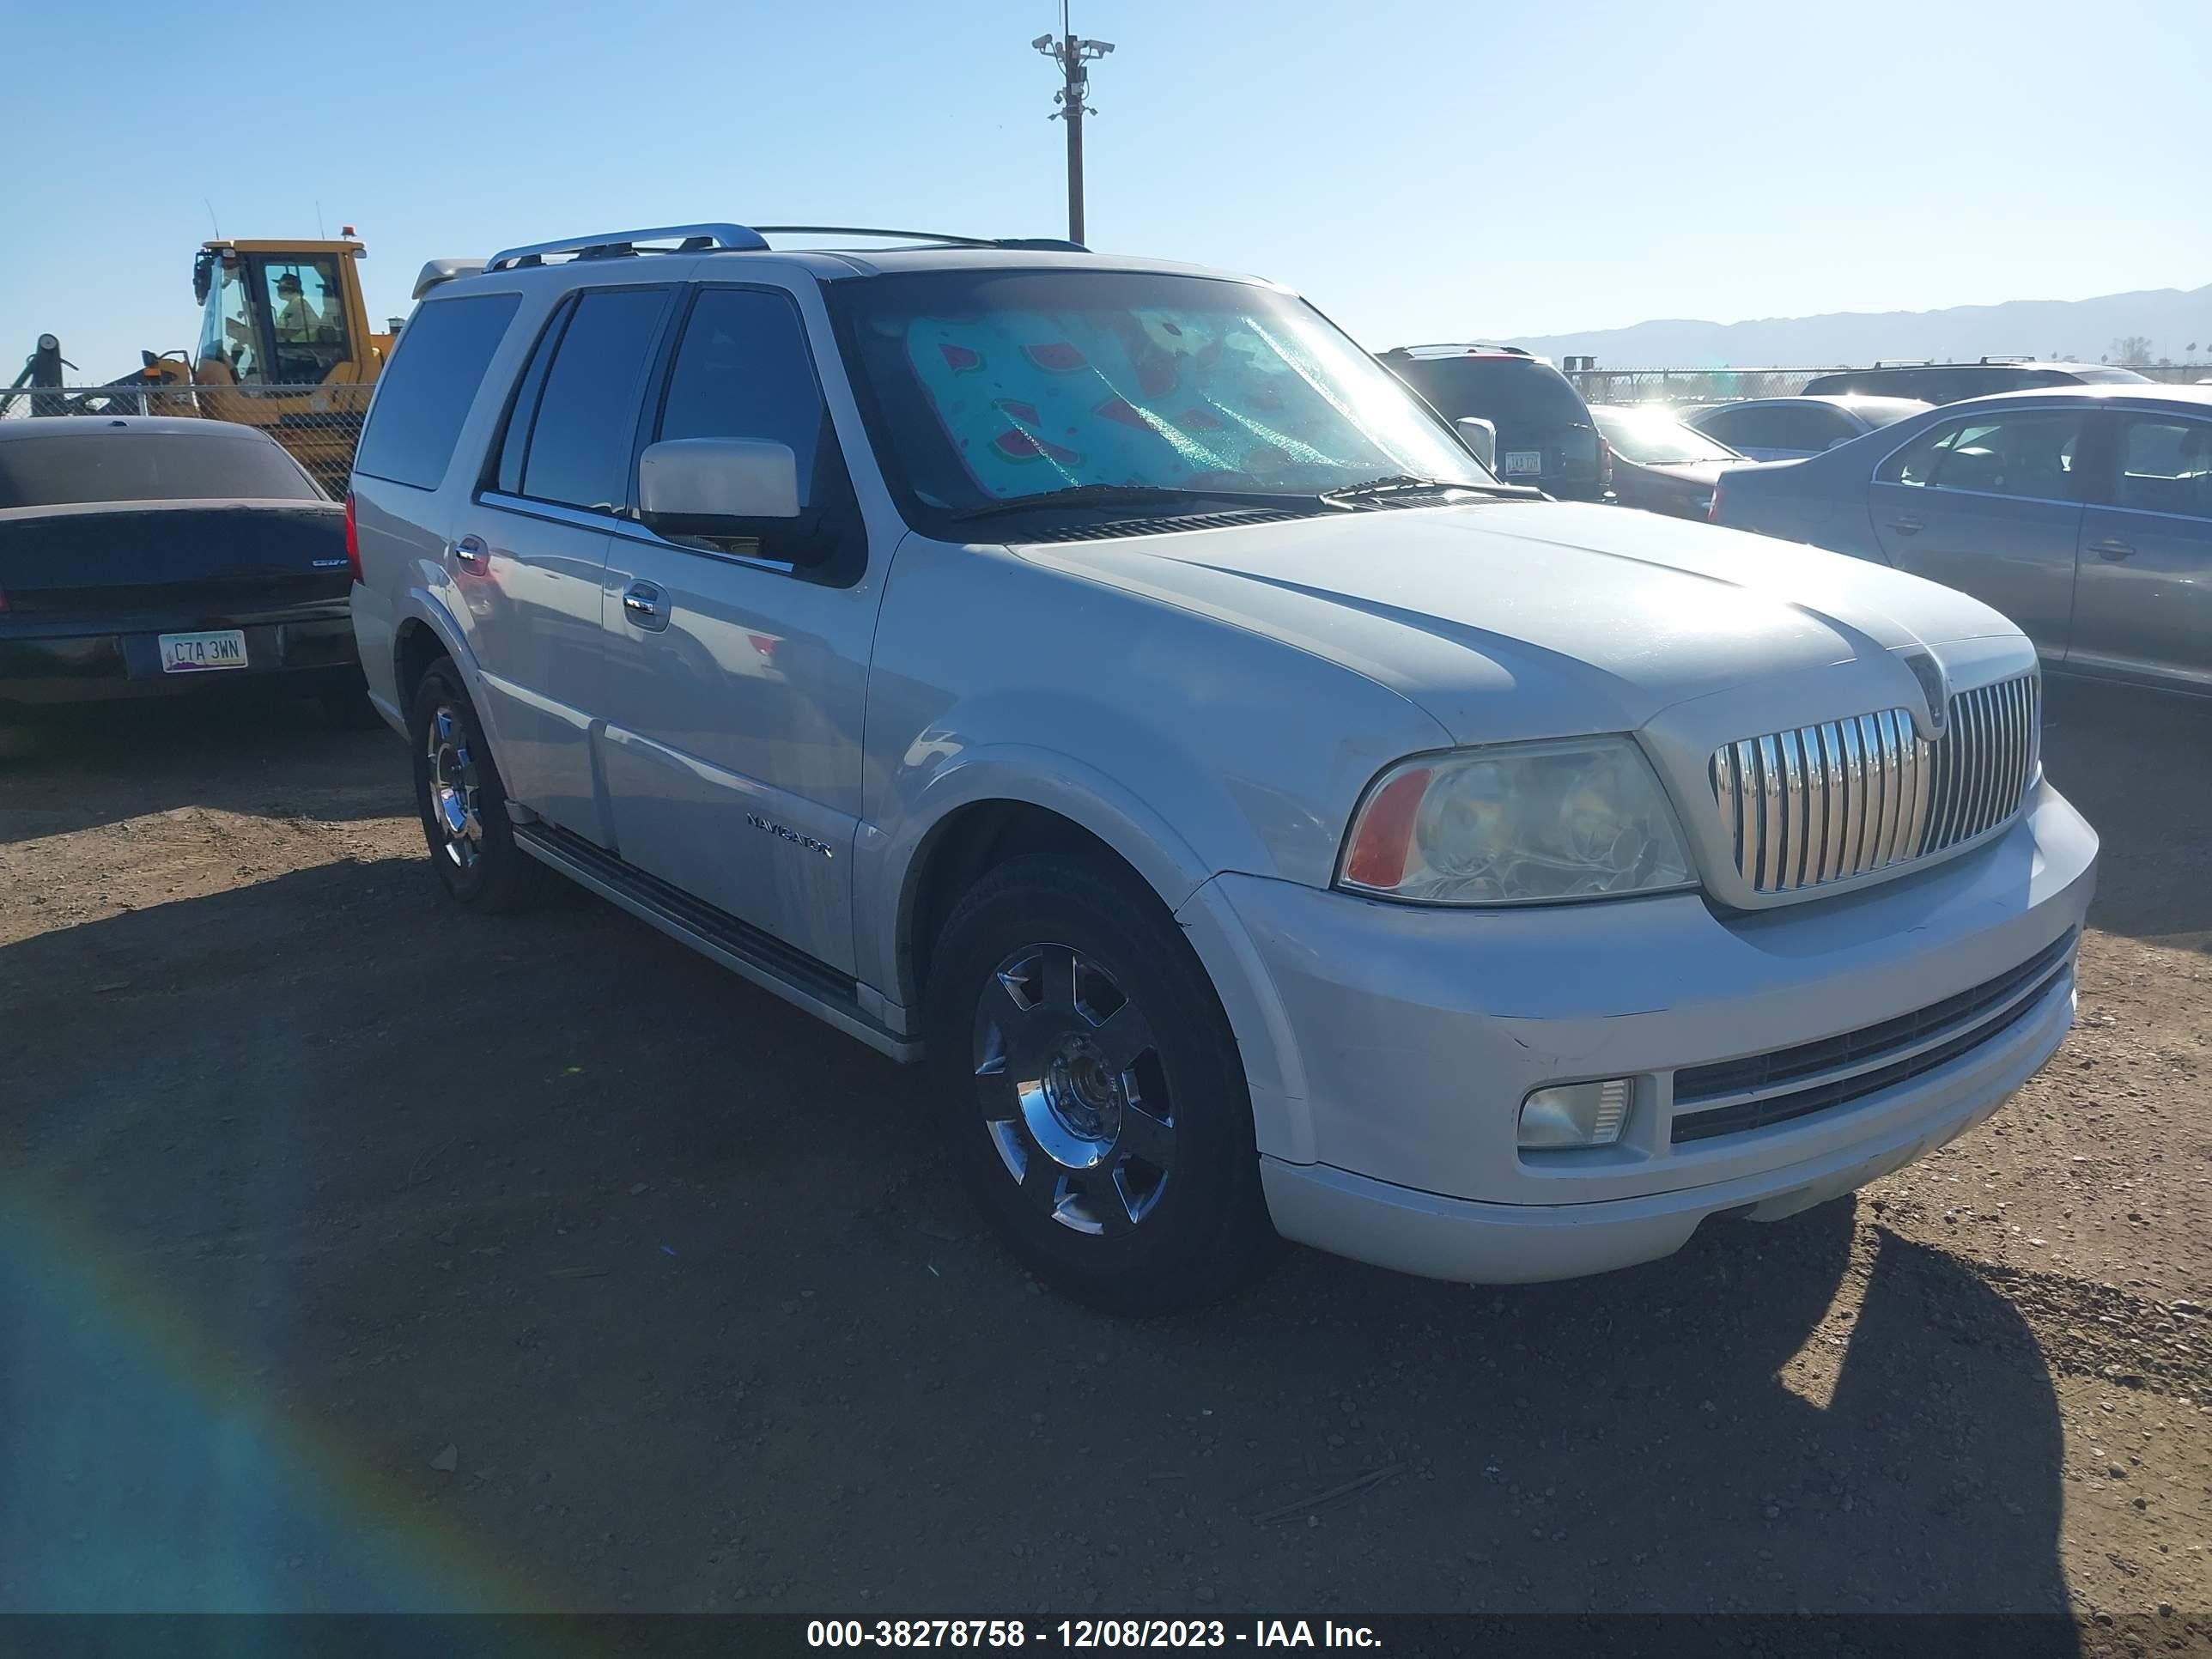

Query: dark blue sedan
(1710, 386), (2212, 695)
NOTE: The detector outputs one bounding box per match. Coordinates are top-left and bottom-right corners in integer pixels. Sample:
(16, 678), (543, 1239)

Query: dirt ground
(0, 679), (2206, 1632)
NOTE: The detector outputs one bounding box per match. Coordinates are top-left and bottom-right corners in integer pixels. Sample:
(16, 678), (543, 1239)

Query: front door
(459, 283), (676, 839)
(594, 285), (883, 976)
(2069, 410), (2212, 689)
(1867, 405), (2088, 661)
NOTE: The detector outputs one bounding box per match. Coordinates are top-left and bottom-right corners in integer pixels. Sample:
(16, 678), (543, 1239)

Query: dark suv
(1802, 360), (2150, 404)
(1379, 345), (1609, 501)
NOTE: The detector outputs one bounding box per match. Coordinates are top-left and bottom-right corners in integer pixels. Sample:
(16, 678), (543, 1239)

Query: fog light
(1519, 1079), (1632, 1149)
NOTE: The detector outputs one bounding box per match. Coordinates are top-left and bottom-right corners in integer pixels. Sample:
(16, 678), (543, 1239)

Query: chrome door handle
(1886, 516), (1924, 534)
(2089, 538), (2136, 562)
(448, 534), (488, 570)
(622, 580), (670, 629)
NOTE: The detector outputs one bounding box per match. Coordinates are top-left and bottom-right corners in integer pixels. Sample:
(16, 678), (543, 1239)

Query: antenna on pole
(316, 199), (326, 240)
(1032, 3), (1113, 244)
(204, 198), (222, 239)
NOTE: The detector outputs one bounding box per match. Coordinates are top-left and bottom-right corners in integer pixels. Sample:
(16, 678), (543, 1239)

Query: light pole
(1032, 3), (1113, 245)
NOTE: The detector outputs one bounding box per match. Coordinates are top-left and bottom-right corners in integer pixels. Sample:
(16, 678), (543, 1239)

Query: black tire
(925, 852), (1276, 1313)
(406, 659), (550, 914)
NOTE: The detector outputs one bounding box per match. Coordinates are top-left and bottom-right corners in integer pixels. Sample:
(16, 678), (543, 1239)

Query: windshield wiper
(950, 483), (1308, 522)
(1321, 475), (1522, 506)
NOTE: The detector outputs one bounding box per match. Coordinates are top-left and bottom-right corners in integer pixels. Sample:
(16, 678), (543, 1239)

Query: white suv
(347, 222), (2097, 1311)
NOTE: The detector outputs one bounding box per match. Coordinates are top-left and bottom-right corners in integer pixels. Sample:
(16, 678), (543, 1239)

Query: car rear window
(0, 430), (320, 509)
(1392, 357), (1590, 430)
(354, 293), (523, 490)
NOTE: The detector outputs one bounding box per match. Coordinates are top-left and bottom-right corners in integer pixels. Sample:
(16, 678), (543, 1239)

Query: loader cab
(191, 240), (372, 388)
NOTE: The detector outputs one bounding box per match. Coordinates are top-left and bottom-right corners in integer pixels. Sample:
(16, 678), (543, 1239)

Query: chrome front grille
(1709, 673), (2039, 895)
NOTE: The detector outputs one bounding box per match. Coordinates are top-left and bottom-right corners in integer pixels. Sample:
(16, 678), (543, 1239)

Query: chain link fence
(0, 380), (369, 495)
(1562, 362), (2212, 407)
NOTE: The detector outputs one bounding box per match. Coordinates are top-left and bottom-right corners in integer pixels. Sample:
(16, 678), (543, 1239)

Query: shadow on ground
(2039, 678), (2212, 947)
(0, 697), (403, 844)
(1, 860), (2075, 1623)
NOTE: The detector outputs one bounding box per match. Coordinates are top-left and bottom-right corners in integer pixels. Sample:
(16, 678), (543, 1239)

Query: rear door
(459, 284), (676, 839)
(594, 283), (880, 975)
(2069, 410), (2212, 688)
(1866, 405), (2087, 659)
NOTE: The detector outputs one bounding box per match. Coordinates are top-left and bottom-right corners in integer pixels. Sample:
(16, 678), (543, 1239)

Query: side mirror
(638, 438), (801, 539)
(1455, 417), (1498, 471)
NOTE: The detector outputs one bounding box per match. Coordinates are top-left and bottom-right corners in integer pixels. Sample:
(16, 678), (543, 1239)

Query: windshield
(0, 431), (320, 508)
(1590, 406), (1740, 465)
(2070, 365), (2153, 385)
(827, 270), (1491, 524)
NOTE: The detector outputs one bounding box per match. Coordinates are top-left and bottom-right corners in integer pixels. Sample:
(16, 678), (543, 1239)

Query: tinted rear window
(354, 293), (522, 490)
(1393, 357), (1589, 429)
(0, 430), (319, 509)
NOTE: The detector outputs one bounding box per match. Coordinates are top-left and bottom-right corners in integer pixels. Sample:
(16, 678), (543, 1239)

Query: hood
(1021, 500), (2024, 744)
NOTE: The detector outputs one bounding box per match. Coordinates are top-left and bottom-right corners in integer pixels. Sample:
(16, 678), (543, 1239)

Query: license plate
(159, 629), (249, 672)
(1499, 450), (1544, 477)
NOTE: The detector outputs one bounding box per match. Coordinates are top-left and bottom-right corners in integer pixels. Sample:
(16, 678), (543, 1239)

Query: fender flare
(856, 744), (1309, 1156)
(392, 585), (507, 753)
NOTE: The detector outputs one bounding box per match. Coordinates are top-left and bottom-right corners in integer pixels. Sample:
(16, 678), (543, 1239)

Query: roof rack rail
(753, 225), (1088, 252)
(478, 222), (1093, 278)
(1381, 342), (1533, 358)
(483, 223), (770, 274)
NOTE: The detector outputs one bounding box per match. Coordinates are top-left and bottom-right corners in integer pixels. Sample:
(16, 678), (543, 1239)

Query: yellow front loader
(188, 235), (394, 492)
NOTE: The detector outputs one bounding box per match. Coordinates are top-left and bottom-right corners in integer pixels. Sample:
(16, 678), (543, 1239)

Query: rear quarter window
(354, 293), (523, 490)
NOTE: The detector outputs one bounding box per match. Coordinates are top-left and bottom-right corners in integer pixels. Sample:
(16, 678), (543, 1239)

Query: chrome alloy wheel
(973, 945), (1176, 1236)
(424, 705), (484, 871)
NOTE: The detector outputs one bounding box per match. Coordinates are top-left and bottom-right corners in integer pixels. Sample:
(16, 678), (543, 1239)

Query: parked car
(1377, 344), (1610, 500)
(349, 221), (2095, 1312)
(1710, 385), (2212, 693)
(1589, 404), (1747, 519)
(1802, 360), (2151, 404)
(0, 416), (363, 724)
(1681, 395), (1930, 462)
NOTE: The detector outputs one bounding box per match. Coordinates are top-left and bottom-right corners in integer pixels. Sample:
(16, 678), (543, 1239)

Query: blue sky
(7, 0), (2207, 375)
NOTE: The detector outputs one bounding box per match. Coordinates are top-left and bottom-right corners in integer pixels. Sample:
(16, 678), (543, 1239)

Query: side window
(1782, 406), (1857, 451)
(1878, 413), (2083, 500)
(1696, 407), (1758, 447)
(656, 289), (827, 495)
(517, 288), (672, 513)
(1715, 406), (1837, 451)
(354, 293), (522, 490)
(2112, 418), (2212, 520)
(491, 301), (573, 496)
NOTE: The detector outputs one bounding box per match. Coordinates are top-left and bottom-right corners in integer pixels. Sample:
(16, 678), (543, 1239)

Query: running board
(513, 822), (920, 1063)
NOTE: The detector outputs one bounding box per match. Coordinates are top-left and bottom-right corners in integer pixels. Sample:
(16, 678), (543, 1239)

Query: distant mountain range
(1502, 283), (2212, 369)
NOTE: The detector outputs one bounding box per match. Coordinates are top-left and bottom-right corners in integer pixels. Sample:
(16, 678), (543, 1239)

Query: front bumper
(0, 605), (359, 708)
(1184, 780), (2097, 1284)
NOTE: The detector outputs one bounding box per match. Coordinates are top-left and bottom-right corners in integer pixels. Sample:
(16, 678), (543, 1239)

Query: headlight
(1338, 737), (1696, 905)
